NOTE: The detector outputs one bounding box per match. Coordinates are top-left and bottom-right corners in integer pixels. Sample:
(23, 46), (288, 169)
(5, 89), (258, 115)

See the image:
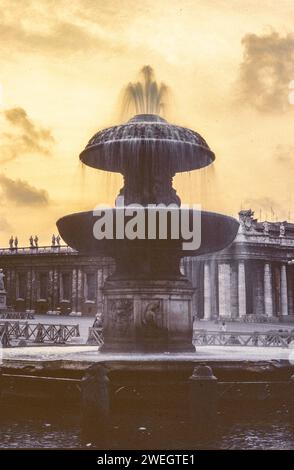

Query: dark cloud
(0, 107), (54, 163)
(237, 31), (294, 112)
(0, 174), (49, 206)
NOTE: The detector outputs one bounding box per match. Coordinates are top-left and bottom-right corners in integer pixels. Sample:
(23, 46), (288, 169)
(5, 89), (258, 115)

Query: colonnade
(185, 259), (293, 320)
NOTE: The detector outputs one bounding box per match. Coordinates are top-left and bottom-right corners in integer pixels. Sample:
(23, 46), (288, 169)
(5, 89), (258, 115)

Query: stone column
(230, 263), (238, 318)
(10, 269), (16, 307)
(26, 269), (32, 312)
(5, 269), (11, 307)
(183, 257), (190, 279)
(97, 267), (103, 313)
(31, 269), (36, 312)
(238, 261), (246, 317)
(71, 268), (77, 314)
(218, 263), (231, 317)
(203, 262), (211, 320)
(288, 280), (294, 316)
(281, 264), (288, 316)
(47, 269), (54, 313)
(191, 259), (198, 318)
(53, 268), (59, 313)
(210, 261), (218, 318)
(77, 268), (83, 316)
(255, 263), (264, 315)
(264, 262), (274, 317)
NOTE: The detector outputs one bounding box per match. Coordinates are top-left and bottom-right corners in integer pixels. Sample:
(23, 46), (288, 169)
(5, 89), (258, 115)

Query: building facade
(184, 210), (294, 321)
(1, 210), (294, 320)
(0, 245), (114, 316)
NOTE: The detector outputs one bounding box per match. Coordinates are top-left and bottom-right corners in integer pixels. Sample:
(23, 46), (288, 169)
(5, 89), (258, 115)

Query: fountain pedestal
(101, 279), (195, 353)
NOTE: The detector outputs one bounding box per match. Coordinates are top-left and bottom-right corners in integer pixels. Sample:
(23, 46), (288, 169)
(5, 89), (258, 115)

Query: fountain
(2, 70), (294, 451)
(57, 68), (239, 354)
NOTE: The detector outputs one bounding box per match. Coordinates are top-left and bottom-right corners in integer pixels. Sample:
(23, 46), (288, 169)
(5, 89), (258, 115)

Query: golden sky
(0, 0), (294, 246)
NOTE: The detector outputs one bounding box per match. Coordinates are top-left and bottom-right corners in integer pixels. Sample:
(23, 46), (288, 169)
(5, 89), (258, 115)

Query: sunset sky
(0, 0), (294, 246)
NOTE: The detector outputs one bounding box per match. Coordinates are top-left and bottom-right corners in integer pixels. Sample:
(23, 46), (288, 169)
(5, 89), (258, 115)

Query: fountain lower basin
(57, 208), (238, 262)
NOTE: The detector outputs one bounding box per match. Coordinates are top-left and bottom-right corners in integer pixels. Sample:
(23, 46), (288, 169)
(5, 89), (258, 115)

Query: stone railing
(0, 245), (76, 256)
(0, 311), (34, 320)
(212, 314), (281, 324)
(235, 230), (294, 248)
(240, 314), (280, 323)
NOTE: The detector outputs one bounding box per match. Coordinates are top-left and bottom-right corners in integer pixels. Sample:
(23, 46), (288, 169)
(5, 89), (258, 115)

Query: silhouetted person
(9, 236), (14, 249)
(220, 321), (227, 342)
(220, 321), (227, 331)
(93, 313), (103, 329)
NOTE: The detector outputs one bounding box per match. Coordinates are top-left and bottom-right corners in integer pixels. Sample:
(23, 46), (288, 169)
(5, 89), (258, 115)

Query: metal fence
(193, 329), (294, 348)
(87, 327), (104, 347)
(0, 321), (80, 347)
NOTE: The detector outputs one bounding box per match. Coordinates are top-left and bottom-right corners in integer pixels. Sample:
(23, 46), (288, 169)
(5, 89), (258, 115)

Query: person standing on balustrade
(220, 321), (227, 341)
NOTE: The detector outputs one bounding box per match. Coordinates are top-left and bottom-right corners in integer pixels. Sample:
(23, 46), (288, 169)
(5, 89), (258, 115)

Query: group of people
(51, 234), (61, 246)
(9, 236), (18, 249)
(8, 234), (61, 249)
(29, 235), (39, 248)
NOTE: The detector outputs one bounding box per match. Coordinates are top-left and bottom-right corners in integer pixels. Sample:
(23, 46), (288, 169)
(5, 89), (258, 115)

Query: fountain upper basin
(79, 114), (215, 173)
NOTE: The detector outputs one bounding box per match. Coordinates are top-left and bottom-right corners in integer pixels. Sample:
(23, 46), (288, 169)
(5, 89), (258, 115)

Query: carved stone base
(101, 279), (195, 353)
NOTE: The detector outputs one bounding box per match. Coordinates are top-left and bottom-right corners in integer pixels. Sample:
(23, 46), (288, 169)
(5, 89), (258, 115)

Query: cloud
(237, 31), (294, 112)
(0, 3), (123, 57)
(1, 21), (95, 53)
(273, 144), (294, 166)
(0, 174), (49, 206)
(243, 196), (286, 218)
(0, 107), (54, 163)
(0, 215), (12, 232)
